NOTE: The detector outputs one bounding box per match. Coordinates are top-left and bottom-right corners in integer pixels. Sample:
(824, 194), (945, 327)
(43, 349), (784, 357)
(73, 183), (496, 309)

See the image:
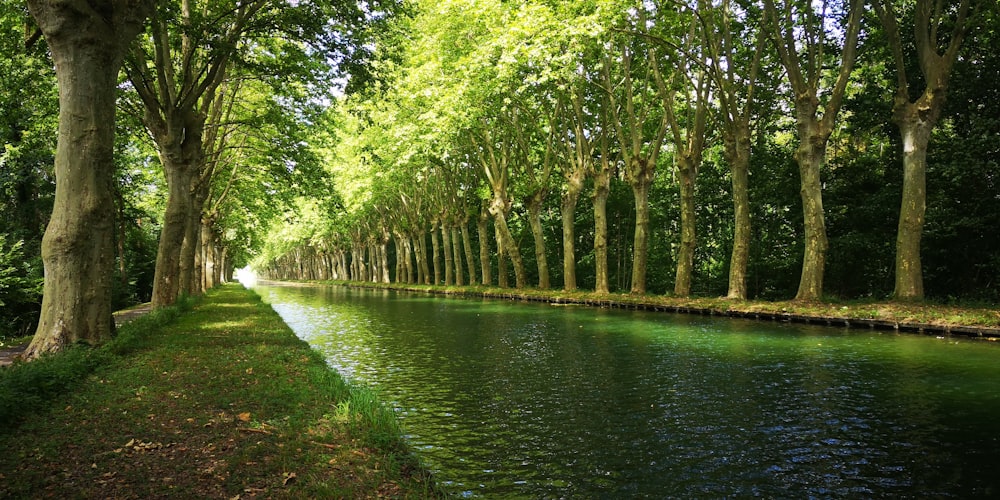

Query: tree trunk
(874, 0), (969, 301)
(178, 180), (204, 294)
(674, 157), (697, 297)
(180, 184), (208, 295)
(893, 118), (932, 299)
(593, 167), (611, 294)
(726, 128), (752, 300)
(148, 103), (208, 305)
(25, 0), (149, 358)
(417, 231), (430, 284)
(793, 119), (830, 301)
(461, 222), (477, 286)
(495, 224), (508, 288)
(629, 173), (652, 295)
(151, 163), (197, 306)
(762, 0), (862, 301)
(451, 226), (464, 286)
(219, 247), (230, 283)
(191, 219), (203, 293)
(491, 201), (526, 289)
(526, 193), (550, 289)
(441, 223), (453, 285)
(393, 236), (404, 283)
(201, 221), (216, 290)
(430, 222), (442, 284)
(561, 184), (582, 292)
(478, 211), (492, 286)
(379, 235), (391, 283)
(404, 237), (415, 283)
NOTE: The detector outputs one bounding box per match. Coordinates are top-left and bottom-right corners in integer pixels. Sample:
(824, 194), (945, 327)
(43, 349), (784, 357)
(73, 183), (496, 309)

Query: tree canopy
(3, 0), (999, 353)
(255, 0), (999, 304)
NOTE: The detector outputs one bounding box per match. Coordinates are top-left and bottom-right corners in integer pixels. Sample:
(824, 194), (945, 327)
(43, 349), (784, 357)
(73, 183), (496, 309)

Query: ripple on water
(258, 284), (1000, 498)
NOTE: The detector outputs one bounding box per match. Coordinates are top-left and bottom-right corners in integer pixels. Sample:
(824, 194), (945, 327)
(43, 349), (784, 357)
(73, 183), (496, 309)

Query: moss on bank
(0, 284), (439, 498)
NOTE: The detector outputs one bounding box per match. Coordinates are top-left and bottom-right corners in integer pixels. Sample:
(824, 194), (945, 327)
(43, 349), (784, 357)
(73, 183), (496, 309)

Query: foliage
(0, 4), (56, 339)
(0, 237), (43, 340)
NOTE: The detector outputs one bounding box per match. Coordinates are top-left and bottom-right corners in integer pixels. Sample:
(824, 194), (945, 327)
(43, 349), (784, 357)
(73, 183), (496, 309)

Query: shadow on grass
(0, 296), (195, 428)
(0, 284), (442, 498)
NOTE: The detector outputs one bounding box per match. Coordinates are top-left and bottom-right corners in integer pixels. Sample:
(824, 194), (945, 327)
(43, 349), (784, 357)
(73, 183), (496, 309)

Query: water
(253, 283), (1000, 497)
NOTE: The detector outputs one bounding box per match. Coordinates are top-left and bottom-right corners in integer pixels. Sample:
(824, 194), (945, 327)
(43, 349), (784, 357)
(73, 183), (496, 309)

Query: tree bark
(201, 220), (216, 290)
(526, 193), (550, 290)
(477, 209), (492, 286)
(404, 236), (415, 283)
(150, 117), (205, 307)
(379, 230), (391, 283)
(430, 221), (442, 284)
(725, 126), (752, 300)
(417, 230), (430, 284)
(560, 186), (581, 292)
(893, 119), (931, 299)
(495, 224), (508, 288)
(392, 236), (404, 283)
(873, 0), (972, 301)
(559, 88), (592, 293)
(25, 0), (151, 359)
(674, 157), (697, 297)
(793, 112), (830, 301)
(628, 165), (653, 295)
(461, 221), (477, 286)
(451, 226), (464, 286)
(179, 192), (205, 294)
(490, 199), (526, 289)
(593, 165), (611, 294)
(762, 0), (863, 301)
(441, 222), (453, 285)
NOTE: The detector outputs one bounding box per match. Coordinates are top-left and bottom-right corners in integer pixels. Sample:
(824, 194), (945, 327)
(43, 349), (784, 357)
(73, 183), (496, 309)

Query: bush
(0, 236), (43, 341)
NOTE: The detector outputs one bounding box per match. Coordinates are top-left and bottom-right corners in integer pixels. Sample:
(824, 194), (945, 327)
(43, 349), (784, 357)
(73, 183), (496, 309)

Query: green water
(254, 283), (1000, 498)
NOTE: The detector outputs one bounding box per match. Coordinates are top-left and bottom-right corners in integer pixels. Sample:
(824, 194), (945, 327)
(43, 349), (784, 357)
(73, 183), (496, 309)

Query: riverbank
(0, 284), (438, 498)
(271, 279), (1000, 340)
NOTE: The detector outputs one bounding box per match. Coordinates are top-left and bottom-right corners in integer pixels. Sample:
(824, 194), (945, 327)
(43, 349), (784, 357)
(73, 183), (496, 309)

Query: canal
(253, 283), (1000, 497)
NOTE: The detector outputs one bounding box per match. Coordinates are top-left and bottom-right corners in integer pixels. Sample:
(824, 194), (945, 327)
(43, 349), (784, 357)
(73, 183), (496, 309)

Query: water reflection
(257, 284), (1000, 498)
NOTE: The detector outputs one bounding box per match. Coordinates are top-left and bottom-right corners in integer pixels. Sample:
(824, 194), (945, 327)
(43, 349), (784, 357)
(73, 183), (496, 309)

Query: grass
(0, 284), (440, 498)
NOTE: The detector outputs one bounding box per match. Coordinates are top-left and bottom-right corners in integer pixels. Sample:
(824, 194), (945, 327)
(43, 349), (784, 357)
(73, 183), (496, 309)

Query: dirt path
(0, 304), (153, 367)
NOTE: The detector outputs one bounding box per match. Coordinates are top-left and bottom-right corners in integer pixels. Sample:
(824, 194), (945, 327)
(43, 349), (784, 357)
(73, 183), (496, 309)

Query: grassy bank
(0, 284), (438, 498)
(285, 280), (1000, 339)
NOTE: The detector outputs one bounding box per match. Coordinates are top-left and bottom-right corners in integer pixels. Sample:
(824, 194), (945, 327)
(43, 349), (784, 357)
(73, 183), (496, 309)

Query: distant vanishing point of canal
(253, 282), (1000, 498)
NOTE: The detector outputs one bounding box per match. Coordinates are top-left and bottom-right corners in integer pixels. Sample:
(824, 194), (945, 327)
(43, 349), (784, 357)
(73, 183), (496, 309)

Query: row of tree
(256, 0), (999, 304)
(2, 0), (390, 358)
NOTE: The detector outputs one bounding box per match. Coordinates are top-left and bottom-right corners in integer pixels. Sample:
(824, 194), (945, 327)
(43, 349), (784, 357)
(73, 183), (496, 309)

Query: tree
(697, 0), (770, 300)
(124, 0), (378, 307)
(471, 118), (528, 289)
(872, 0), (976, 300)
(649, 9), (711, 297)
(602, 7), (669, 295)
(556, 79), (598, 292)
(762, 0), (864, 301)
(24, 0), (151, 358)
